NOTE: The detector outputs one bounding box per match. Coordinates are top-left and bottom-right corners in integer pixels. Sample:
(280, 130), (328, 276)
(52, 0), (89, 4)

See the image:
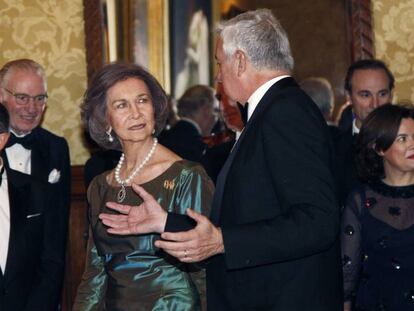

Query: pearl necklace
(114, 137), (158, 202)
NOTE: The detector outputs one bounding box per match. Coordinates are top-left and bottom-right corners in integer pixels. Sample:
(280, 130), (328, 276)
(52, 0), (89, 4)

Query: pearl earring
(106, 127), (114, 142)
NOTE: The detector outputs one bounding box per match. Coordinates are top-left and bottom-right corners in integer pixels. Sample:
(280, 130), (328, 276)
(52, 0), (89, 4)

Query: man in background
(159, 84), (217, 163)
(335, 59), (394, 204)
(0, 59), (70, 309)
(300, 76), (335, 124)
(0, 59), (70, 219)
(203, 83), (244, 183)
(0, 104), (66, 310)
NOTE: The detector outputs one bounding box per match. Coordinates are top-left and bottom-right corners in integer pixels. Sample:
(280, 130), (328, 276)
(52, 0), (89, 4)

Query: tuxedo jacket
(166, 78), (342, 310)
(3, 126), (71, 217)
(159, 120), (206, 163)
(0, 168), (66, 311)
(333, 124), (360, 207)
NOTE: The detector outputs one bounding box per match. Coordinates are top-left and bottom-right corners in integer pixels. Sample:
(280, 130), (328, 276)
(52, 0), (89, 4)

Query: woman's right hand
(99, 183), (168, 234)
(344, 301), (352, 311)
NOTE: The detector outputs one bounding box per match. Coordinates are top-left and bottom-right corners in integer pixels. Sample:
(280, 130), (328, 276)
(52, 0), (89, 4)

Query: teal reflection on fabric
(73, 161), (213, 311)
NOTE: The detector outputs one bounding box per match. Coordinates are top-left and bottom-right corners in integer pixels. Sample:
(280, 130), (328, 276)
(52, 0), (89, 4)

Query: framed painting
(169, 0), (213, 98)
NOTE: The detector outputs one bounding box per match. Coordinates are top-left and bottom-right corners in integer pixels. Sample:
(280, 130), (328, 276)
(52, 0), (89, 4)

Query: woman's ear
(373, 143), (385, 156)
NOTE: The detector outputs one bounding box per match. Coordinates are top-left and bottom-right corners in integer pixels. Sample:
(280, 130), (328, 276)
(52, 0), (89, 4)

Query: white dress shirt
(0, 164), (10, 273)
(352, 118), (360, 135)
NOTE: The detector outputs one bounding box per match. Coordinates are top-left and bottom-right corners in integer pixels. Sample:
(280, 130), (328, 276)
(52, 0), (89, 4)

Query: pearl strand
(114, 137), (158, 202)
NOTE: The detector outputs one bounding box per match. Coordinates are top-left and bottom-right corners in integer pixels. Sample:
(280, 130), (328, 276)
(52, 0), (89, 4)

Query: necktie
(6, 132), (34, 149)
(237, 102), (248, 125)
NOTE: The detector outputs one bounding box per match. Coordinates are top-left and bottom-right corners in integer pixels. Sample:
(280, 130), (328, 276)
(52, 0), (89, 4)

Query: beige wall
(0, 0), (90, 165)
(373, 0), (414, 103)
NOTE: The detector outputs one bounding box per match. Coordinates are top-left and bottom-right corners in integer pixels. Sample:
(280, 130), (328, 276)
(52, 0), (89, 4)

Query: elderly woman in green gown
(73, 63), (213, 311)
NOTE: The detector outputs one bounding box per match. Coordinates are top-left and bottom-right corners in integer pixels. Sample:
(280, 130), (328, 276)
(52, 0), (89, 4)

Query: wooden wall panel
(62, 165), (88, 311)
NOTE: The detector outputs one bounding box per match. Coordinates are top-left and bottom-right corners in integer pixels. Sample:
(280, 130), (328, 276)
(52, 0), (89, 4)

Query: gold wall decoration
(0, 0), (90, 165)
(373, 0), (414, 103)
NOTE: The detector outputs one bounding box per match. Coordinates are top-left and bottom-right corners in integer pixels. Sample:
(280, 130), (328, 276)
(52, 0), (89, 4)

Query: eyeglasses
(4, 88), (48, 107)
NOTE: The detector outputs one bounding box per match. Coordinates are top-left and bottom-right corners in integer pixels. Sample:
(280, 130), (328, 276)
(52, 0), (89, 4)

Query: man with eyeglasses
(0, 59), (70, 309)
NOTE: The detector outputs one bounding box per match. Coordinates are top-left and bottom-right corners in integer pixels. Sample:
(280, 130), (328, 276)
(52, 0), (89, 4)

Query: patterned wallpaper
(0, 0), (89, 165)
(373, 0), (414, 103)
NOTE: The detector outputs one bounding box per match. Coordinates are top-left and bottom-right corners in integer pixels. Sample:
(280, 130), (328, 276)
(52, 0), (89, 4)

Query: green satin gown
(73, 160), (214, 311)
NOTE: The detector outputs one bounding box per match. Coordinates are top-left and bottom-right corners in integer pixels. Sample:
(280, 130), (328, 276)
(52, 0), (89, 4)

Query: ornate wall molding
(347, 0), (374, 61)
(83, 0), (105, 86)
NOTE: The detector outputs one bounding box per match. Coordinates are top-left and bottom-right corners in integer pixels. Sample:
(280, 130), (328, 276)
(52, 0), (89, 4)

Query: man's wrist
(216, 227), (225, 254)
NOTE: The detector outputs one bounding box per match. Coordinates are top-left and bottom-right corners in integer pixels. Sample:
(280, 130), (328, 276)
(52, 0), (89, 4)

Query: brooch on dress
(163, 180), (175, 190)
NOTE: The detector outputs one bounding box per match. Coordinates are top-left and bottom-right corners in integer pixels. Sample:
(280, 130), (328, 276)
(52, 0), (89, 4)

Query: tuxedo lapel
(210, 77), (299, 224)
(210, 128), (248, 224)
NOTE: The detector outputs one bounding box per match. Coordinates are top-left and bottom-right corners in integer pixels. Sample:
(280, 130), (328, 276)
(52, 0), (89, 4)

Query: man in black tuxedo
(159, 84), (217, 163)
(0, 58), (70, 227)
(0, 104), (66, 310)
(99, 9), (342, 310)
(335, 59), (394, 205)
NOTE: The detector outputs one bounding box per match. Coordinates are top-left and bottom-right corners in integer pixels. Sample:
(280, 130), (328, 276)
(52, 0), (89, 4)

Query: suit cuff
(164, 212), (196, 232)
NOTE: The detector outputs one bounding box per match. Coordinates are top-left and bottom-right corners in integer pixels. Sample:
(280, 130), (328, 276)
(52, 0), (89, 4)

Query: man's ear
(0, 132), (10, 151)
(345, 91), (351, 103)
(235, 50), (246, 76)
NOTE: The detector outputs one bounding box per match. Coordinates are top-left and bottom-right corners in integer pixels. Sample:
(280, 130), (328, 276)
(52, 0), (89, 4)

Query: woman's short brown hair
(81, 63), (168, 150)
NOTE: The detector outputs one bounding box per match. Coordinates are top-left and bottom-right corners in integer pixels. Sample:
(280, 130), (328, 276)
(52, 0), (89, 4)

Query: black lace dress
(341, 180), (414, 310)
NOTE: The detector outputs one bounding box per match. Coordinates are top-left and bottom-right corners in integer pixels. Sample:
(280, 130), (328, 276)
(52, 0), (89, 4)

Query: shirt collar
(246, 75), (290, 121)
(352, 118), (360, 135)
(10, 128), (31, 138)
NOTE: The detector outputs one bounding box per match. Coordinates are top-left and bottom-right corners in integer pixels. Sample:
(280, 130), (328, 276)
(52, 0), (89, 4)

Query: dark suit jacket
(3, 126), (71, 219)
(159, 120), (206, 163)
(0, 168), (66, 311)
(333, 123), (360, 207)
(166, 78), (342, 310)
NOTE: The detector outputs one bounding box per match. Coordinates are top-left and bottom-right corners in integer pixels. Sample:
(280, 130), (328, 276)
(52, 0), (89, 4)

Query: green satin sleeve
(72, 229), (107, 311)
(164, 163), (214, 217)
(170, 164), (214, 311)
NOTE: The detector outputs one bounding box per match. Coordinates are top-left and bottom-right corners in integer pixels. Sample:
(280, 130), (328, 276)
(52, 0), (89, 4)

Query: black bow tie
(238, 102), (248, 125)
(6, 132), (34, 149)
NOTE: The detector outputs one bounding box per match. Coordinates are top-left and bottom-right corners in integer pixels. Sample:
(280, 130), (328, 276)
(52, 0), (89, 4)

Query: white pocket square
(48, 169), (61, 184)
(27, 213), (41, 219)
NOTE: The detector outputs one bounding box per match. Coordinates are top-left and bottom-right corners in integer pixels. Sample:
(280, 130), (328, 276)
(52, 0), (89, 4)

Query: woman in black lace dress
(342, 104), (414, 311)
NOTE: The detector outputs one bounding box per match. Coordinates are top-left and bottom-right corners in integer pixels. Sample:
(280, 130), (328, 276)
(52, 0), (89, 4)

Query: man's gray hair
(177, 85), (215, 118)
(216, 8), (294, 72)
(0, 59), (47, 89)
(300, 77), (334, 118)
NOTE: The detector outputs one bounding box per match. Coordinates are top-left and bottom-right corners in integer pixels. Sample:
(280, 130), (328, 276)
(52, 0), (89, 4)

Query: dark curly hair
(81, 63), (168, 150)
(355, 103), (414, 182)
